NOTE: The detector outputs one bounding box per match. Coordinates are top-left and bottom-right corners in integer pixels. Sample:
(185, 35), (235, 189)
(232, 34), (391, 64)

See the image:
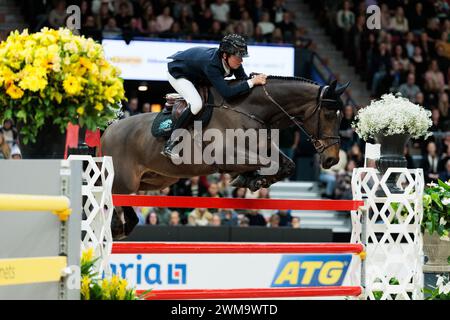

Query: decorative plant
(0, 28), (125, 144)
(80, 248), (143, 300)
(424, 273), (450, 300)
(353, 93), (432, 141)
(423, 179), (450, 241)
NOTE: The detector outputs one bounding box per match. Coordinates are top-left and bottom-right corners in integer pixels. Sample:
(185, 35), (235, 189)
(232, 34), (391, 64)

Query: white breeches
(167, 71), (203, 115)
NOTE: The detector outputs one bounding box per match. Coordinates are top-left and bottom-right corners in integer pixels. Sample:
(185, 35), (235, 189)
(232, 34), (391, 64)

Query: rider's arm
(233, 65), (248, 80)
(206, 65), (251, 100)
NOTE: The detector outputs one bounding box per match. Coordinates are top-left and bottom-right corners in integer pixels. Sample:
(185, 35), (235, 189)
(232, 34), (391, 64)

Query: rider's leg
(163, 72), (203, 158)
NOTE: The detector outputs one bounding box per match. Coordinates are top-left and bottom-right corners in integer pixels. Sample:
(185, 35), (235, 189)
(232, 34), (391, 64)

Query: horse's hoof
(248, 179), (263, 192)
(230, 175), (246, 187)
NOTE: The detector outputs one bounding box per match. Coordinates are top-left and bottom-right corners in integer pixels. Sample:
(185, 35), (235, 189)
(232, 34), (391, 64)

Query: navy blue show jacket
(167, 47), (250, 100)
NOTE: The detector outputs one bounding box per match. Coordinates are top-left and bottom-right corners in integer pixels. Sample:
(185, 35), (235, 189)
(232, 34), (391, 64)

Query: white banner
(102, 39), (295, 81)
(109, 253), (359, 291)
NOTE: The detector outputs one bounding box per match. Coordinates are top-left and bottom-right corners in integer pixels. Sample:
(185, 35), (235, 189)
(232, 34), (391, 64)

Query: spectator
(398, 73), (421, 102)
(404, 32), (416, 59)
(188, 208), (213, 226)
(252, 0), (265, 25)
(335, 159), (356, 199)
(176, 176), (208, 197)
(141, 4), (157, 34)
(439, 158), (450, 181)
(389, 60), (403, 93)
(103, 17), (122, 37)
(409, 2), (427, 34)
(97, 0), (114, 29)
(270, 27), (284, 43)
(210, 213), (222, 226)
(339, 105), (357, 152)
(192, 0), (209, 21)
(48, 0), (67, 29)
(279, 127), (300, 161)
(271, 0), (287, 24)
(169, 211), (182, 226)
(229, 0), (249, 21)
(257, 11), (275, 37)
(1, 119), (18, 149)
(390, 6), (409, 35)
(239, 215), (250, 227)
(198, 8), (213, 33)
(371, 43), (392, 97)
(124, 97), (140, 117)
(232, 187), (248, 213)
(419, 32), (434, 61)
(430, 108), (444, 132)
(219, 208), (239, 226)
(276, 209), (292, 227)
(291, 216), (301, 228)
(392, 44), (410, 72)
(0, 129), (11, 159)
(277, 11), (296, 41)
(202, 183), (222, 213)
(210, 0), (230, 25)
(81, 15), (101, 40)
(239, 11), (254, 38)
(246, 209), (266, 226)
(115, 1), (133, 30)
(10, 144), (22, 160)
(178, 5), (193, 33)
(319, 149), (347, 199)
(438, 92), (449, 121)
(268, 214), (280, 228)
(217, 174), (233, 198)
(208, 20), (224, 41)
(424, 60), (445, 104)
(336, 0), (355, 56)
(155, 6), (174, 33)
(153, 206), (171, 226)
(146, 211), (159, 225)
(421, 141), (441, 183)
(142, 103), (151, 113)
(380, 3), (391, 31)
(348, 143), (364, 167)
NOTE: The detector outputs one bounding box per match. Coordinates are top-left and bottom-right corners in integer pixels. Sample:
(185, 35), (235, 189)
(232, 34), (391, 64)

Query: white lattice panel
(68, 155), (114, 276)
(351, 167), (424, 300)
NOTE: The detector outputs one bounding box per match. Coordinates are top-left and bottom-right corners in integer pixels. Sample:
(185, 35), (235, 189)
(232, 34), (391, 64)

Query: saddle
(151, 86), (214, 138)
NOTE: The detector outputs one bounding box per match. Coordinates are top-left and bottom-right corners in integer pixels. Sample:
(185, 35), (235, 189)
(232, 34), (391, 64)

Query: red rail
(138, 287), (363, 299)
(112, 195), (364, 211)
(112, 242), (364, 254)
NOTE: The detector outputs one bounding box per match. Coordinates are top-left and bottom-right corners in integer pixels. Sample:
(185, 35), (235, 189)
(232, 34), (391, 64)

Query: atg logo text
(271, 255), (352, 287)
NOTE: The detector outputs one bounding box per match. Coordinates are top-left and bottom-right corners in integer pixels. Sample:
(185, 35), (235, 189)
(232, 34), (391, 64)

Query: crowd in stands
(303, 0), (449, 196)
(19, 0), (313, 48)
(133, 175), (301, 228)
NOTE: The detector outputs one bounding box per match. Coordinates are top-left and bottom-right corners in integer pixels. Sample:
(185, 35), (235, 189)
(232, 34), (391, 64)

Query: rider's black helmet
(219, 34), (249, 58)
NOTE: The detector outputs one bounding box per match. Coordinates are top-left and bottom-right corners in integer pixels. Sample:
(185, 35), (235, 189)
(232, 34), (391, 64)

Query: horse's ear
(329, 80), (337, 92)
(336, 81), (350, 96)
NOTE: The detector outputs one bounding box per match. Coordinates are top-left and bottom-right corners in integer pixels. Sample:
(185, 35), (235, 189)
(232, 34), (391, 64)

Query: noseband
(262, 85), (341, 154)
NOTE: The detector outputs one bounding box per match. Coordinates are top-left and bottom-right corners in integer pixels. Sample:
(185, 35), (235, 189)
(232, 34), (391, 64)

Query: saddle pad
(151, 105), (214, 139)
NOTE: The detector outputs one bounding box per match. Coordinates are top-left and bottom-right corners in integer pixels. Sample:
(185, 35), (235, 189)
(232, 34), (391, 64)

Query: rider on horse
(162, 34), (268, 159)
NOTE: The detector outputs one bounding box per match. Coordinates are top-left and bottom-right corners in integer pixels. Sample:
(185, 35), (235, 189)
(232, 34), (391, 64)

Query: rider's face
(227, 55), (243, 69)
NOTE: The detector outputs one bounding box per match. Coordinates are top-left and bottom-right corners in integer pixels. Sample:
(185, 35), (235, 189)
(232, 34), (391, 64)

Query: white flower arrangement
(353, 94), (432, 141)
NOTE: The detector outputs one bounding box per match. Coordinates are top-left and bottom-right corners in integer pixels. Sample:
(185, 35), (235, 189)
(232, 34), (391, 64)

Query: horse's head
(301, 80), (349, 169)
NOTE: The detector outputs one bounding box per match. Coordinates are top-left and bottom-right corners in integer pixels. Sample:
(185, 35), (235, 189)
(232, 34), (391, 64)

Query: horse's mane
(266, 75), (320, 86)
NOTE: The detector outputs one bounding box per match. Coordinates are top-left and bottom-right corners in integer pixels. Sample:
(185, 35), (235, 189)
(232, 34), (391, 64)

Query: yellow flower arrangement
(0, 28), (125, 144)
(80, 248), (148, 300)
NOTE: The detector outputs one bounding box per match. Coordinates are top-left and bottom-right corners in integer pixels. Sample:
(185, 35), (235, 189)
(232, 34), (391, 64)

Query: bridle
(261, 84), (341, 154)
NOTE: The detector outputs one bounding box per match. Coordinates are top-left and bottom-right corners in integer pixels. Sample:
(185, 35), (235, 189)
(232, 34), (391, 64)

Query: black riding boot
(162, 106), (195, 159)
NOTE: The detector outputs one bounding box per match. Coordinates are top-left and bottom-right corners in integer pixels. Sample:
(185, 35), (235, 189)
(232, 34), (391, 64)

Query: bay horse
(101, 77), (349, 239)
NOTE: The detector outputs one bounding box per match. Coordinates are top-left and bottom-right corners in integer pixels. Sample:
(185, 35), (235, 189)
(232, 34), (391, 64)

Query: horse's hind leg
(111, 167), (142, 240)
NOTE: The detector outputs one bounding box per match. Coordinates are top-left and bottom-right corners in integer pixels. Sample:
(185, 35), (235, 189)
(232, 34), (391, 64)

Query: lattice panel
(351, 168), (424, 300)
(68, 155), (114, 276)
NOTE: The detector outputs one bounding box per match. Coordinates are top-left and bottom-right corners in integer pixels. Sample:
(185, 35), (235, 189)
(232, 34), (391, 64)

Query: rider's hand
(251, 73), (267, 86)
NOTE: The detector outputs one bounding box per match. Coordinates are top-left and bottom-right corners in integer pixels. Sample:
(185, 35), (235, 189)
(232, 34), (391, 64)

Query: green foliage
(422, 180), (450, 239)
